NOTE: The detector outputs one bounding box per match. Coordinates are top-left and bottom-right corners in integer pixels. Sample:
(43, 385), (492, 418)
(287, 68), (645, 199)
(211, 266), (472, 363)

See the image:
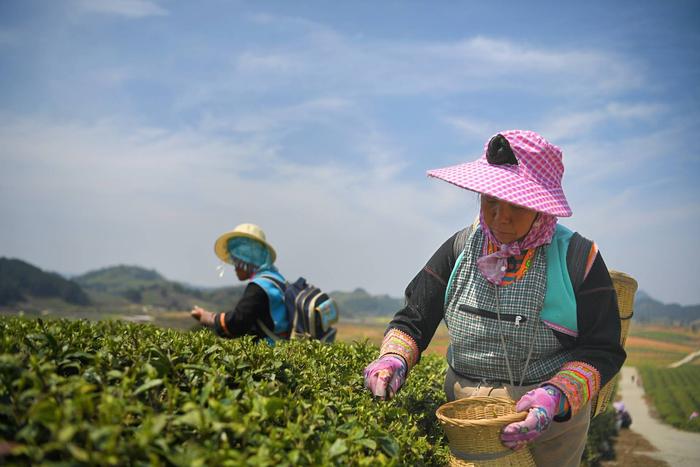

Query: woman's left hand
(501, 385), (563, 449)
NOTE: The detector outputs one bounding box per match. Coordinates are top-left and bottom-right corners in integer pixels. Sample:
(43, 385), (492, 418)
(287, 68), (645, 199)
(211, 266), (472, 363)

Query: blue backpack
(257, 275), (339, 343)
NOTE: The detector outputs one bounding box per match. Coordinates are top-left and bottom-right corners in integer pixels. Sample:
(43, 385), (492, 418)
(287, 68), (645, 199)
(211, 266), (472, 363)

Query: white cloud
(2, 8), (698, 305)
(168, 18), (642, 113)
(443, 116), (495, 140)
(559, 120), (691, 191)
(73, 0), (167, 18)
(443, 101), (670, 183)
(564, 183), (700, 305)
(1, 107), (697, 304)
(0, 116), (465, 298)
(541, 102), (665, 141)
(222, 97), (353, 134)
(89, 67), (135, 87)
(235, 52), (299, 74)
(247, 12), (319, 30)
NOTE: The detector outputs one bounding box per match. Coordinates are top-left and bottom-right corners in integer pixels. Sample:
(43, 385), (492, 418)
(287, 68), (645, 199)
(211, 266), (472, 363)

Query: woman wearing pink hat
(363, 130), (625, 466)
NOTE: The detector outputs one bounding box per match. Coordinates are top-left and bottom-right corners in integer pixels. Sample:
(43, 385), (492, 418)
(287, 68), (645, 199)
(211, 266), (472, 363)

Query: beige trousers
(444, 367), (590, 467)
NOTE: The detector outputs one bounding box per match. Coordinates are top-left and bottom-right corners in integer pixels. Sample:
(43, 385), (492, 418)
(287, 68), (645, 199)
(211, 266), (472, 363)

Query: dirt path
(617, 366), (700, 466)
(601, 428), (667, 467)
(668, 349), (700, 368)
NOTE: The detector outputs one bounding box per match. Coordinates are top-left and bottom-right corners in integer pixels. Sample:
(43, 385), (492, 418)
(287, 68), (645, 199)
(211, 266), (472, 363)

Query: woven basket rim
(436, 396), (527, 429)
(609, 269), (638, 287)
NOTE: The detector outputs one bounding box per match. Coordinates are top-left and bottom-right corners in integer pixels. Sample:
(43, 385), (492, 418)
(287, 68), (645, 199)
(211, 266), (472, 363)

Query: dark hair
(486, 134), (518, 165)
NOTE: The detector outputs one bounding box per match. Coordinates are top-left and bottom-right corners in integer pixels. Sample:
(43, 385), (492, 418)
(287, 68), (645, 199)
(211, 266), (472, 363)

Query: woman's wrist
(196, 309), (216, 327)
(379, 328), (419, 371)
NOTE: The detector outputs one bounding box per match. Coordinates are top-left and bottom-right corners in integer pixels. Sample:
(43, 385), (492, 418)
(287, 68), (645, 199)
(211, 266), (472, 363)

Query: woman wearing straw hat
(363, 130), (625, 466)
(190, 223), (290, 343)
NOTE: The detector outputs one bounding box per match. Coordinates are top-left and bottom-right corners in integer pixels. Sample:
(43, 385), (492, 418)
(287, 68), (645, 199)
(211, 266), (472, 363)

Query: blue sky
(1, 0), (699, 305)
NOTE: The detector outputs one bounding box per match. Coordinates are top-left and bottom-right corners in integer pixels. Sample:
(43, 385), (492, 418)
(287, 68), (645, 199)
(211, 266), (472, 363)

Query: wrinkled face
(480, 195), (538, 244)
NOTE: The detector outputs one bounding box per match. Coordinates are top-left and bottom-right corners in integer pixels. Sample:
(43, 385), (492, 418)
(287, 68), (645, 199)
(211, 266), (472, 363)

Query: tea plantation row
(0, 317), (616, 465)
(638, 365), (700, 432)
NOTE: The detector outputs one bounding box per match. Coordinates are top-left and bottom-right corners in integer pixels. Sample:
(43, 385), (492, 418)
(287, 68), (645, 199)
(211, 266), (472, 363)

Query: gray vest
(444, 227), (572, 385)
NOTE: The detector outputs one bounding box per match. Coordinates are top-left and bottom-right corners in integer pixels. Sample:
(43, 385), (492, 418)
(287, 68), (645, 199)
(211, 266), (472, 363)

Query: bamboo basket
(436, 396), (536, 466)
(591, 270), (638, 416)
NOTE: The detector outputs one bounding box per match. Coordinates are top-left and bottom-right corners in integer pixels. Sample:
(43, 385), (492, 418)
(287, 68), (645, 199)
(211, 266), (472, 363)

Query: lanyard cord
(494, 284), (537, 386)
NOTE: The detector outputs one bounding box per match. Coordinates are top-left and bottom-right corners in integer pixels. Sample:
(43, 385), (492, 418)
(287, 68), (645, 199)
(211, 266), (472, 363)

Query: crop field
(335, 320), (451, 357)
(625, 323), (700, 368)
(637, 366), (700, 432)
(631, 330), (699, 347)
(622, 348), (688, 368)
(621, 323), (700, 432)
(0, 316), (617, 466)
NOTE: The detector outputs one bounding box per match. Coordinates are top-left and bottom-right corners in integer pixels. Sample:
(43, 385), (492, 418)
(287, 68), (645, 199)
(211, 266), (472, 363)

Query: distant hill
(75, 265), (167, 293)
(331, 288), (403, 317)
(75, 265), (245, 311)
(0, 257), (90, 306)
(73, 266), (401, 317)
(4, 258), (700, 325)
(0, 259), (403, 317)
(634, 292), (700, 325)
(635, 290), (652, 301)
(0, 260), (246, 313)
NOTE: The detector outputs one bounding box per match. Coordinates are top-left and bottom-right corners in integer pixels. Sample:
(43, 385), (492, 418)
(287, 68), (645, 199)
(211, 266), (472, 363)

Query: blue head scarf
(227, 236), (274, 273)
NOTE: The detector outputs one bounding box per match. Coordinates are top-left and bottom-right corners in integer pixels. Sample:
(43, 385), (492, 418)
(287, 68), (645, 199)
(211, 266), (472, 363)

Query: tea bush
(0, 317), (616, 465)
(0, 317), (449, 465)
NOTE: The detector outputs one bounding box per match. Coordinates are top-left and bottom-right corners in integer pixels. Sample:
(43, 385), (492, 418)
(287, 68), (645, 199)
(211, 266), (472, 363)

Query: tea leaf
(133, 378), (163, 395)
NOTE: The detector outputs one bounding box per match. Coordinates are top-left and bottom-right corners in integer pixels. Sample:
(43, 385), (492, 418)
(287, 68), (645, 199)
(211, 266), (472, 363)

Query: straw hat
(214, 223), (277, 264)
(427, 130), (572, 217)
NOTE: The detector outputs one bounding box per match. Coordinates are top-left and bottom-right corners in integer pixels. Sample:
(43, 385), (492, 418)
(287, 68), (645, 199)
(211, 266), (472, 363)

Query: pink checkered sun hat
(427, 129), (572, 217)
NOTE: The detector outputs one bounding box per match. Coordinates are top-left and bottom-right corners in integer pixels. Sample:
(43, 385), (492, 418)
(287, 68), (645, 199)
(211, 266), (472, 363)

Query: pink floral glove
(501, 385), (564, 449)
(363, 355), (407, 400)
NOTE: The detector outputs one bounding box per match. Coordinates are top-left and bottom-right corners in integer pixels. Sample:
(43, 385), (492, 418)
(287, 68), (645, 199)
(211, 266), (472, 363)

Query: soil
(601, 428), (668, 466)
(624, 336), (693, 353)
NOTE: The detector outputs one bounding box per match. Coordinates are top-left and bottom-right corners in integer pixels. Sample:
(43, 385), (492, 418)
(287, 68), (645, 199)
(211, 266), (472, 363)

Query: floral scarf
(476, 211), (557, 285)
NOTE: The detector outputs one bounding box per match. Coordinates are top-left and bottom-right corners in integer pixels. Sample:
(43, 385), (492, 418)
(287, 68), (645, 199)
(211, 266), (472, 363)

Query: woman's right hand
(363, 355), (407, 400)
(190, 306), (216, 327)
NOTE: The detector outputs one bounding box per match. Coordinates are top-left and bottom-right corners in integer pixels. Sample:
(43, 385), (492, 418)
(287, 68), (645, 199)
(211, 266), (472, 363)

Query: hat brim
(214, 231), (277, 265)
(427, 159), (572, 217)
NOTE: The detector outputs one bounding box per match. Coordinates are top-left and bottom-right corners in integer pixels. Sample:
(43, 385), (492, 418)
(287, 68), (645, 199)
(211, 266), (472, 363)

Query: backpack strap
(256, 318), (281, 343)
(565, 232), (613, 419)
(254, 274), (290, 342)
(445, 221), (477, 306)
(566, 232), (594, 293)
(452, 218), (479, 258)
(452, 227), (470, 259)
(256, 274), (287, 293)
